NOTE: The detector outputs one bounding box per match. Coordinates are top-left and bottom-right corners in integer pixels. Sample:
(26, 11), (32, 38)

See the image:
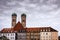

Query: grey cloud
(0, 0), (60, 36)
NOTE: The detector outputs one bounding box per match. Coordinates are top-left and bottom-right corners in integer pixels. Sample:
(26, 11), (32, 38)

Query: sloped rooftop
(1, 22), (58, 33)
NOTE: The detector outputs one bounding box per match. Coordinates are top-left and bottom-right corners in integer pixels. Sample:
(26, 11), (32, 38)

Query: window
(34, 39), (36, 40)
(46, 36), (48, 38)
(46, 29), (47, 31)
(38, 39), (39, 40)
(43, 33), (45, 35)
(11, 33), (14, 36)
(31, 38), (36, 40)
(43, 36), (45, 38)
(31, 33), (33, 35)
(49, 28), (50, 31)
(43, 29), (45, 31)
(41, 29), (42, 31)
(11, 37), (14, 39)
(56, 39), (57, 40)
(46, 33), (48, 35)
(49, 36), (50, 38)
(31, 38), (34, 40)
(20, 30), (26, 33)
(13, 19), (16, 21)
(49, 39), (50, 40)
(5, 33), (7, 36)
(31, 36), (33, 38)
(46, 39), (48, 40)
(11, 31), (13, 32)
(41, 39), (42, 40)
(8, 34), (9, 36)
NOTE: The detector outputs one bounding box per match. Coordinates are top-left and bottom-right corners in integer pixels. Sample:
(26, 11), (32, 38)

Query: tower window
(22, 20), (25, 22)
(13, 19), (16, 21)
(20, 30), (26, 33)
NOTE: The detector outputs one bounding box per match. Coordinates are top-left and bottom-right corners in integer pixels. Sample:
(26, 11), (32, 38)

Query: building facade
(0, 13), (58, 40)
(0, 33), (15, 40)
(58, 36), (60, 40)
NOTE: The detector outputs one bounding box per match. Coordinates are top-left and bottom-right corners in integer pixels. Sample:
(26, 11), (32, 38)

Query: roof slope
(1, 22), (58, 33)
(26, 27), (58, 32)
(14, 21), (25, 31)
(1, 22), (25, 33)
(1, 28), (14, 33)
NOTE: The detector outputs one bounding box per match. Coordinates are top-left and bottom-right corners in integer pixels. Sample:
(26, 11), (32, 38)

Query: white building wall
(0, 33), (2, 37)
(0, 33), (15, 40)
(17, 33), (26, 40)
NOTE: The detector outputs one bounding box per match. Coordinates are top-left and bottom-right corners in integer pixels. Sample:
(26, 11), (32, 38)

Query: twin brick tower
(12, 13), (26, 28)
(0, 13), (58, 40)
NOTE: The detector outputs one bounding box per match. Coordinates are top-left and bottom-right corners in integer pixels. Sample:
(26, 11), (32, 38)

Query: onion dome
(12, 13), (17, 16)
(21, 13), (26, 17)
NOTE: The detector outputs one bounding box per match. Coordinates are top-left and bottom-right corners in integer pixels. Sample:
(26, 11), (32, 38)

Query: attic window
(46, 29), (47, 32)
(11, 31), (12, 32)
(49, 28), (50, 31)
(41, 29), (42, 32)
(13, 19), (16, 21)
(43, 29), (45, 31)
(14, 31), (17, 33)
(8, 31), (9, 32)
(20, 30), (26, 33)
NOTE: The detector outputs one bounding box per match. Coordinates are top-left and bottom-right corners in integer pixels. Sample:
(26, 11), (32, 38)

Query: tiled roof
(14, 21), (25, 32)
(1, 22), (58, 33)
(12, 13), (17, 16)
(21, 13), (26, 17)
(26, 27), (58, 32)
(1, 22), (25, 33)
(1, 28), (14, 33)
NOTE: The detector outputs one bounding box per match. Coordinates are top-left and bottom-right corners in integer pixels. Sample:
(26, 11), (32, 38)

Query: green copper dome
(21, 13), (26, 17)
(12, 13), (17, 16)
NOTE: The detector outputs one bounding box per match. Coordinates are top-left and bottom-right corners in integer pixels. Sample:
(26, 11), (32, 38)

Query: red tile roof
(1, 21), (26, 33)
(14, 21), (25, 31)
(1, 21), (58, 33)
(1, 28), (14, 33)
(26, 27), (58, 32)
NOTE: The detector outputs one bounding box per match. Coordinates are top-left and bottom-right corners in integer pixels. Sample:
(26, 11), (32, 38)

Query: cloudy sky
(0, 0), (60, 35)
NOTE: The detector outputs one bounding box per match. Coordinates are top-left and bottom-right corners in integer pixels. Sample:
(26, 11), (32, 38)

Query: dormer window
(46, 29), (47, 32)
(11, 31), (12, 32)
(41, 29), (42, 32)
(20, 30), (26, 33)
(43, 29), (45, 31)
(49, 28), (50, 31)
(14, 31), (17, 33)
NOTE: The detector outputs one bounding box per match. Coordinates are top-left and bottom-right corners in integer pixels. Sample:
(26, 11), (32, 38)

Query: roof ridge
(13, 21), (25, 31)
